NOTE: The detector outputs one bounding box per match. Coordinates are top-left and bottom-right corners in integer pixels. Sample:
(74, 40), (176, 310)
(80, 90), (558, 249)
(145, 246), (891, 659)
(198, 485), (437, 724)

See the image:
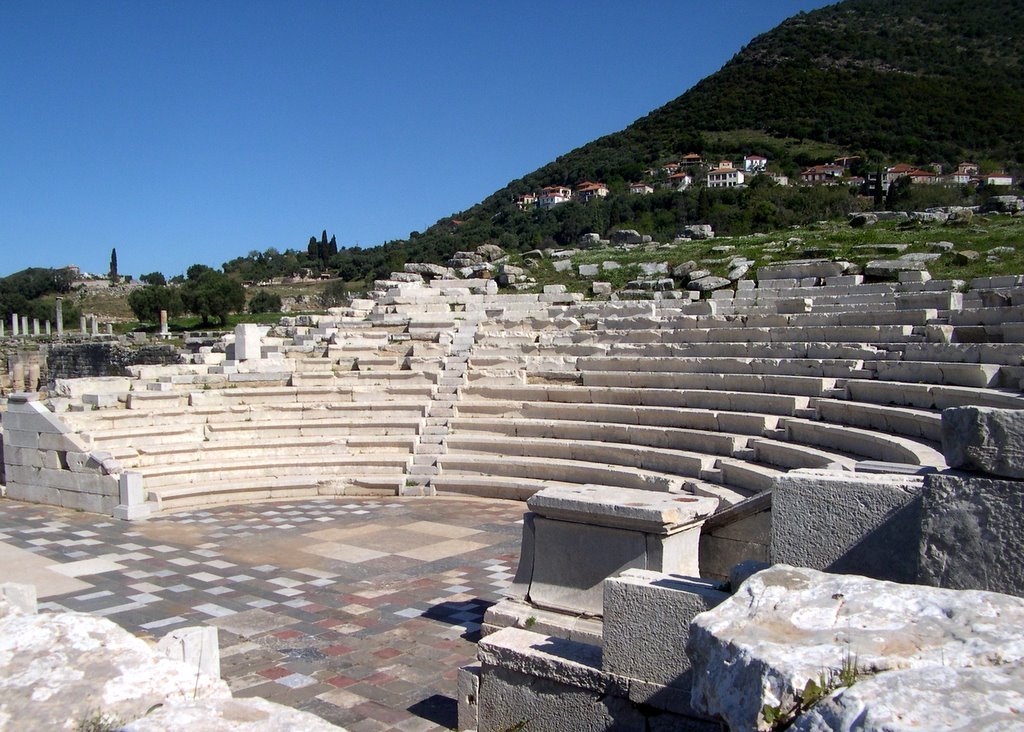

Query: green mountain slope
(492, 0), (1024, 204)
(232, 0), (1024, 283)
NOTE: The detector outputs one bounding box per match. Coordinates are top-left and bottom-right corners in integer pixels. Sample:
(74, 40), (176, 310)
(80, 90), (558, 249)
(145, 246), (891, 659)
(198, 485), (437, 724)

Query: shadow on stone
(408, 692), (458, 728)
(421, 597), (495, 640)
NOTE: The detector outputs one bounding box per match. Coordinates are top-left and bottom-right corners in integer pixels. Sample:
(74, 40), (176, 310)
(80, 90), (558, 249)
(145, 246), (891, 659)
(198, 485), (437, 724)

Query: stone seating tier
(449, 413), (857, 477)
(140, 455), (409, 489)
(112, 435), (415, 469)
(452, 398), (943, 468)
(149, 473), (404, 511)
(436, 454), (686, 494)
(462, 384), (812, 417)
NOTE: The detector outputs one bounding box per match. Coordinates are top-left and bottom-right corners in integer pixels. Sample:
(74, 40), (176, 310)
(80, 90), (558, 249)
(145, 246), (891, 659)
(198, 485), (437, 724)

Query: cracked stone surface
(687, 565), (1024, 731)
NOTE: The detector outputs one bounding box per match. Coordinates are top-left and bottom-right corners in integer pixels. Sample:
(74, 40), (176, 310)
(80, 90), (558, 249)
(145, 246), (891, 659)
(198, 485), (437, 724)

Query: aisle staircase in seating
(403, 319), (478, 494)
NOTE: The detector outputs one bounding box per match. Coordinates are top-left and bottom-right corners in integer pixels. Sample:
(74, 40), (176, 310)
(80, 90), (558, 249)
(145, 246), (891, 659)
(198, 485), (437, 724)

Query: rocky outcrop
(687, 565), (1024, 731)
(681, 224), (715, 240)
(610, 229), (643, 245)
(403, 262), (455, 279)
(0, 583), (344, 731)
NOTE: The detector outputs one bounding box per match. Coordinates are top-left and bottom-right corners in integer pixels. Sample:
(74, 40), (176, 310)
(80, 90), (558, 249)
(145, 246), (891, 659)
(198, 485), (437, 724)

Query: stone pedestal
(512, 485), (718, 617)
(234, 323), (263, 361)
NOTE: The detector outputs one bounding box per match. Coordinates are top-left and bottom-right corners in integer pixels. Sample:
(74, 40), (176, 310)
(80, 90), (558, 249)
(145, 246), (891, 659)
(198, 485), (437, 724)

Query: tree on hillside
(247, 290), (282, 314)
(140, 271), (166, 286)
(307, 230), (339, 266)
(127, 285), (184, 323)
(180, 267), (245, 325)
(109, 248), (118, 282)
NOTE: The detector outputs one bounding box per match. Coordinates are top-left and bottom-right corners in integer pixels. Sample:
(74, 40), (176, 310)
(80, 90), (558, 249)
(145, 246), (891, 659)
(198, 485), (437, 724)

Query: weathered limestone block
(919, 472), (1024, 597)
(942, 406), (1024, 478)
(687, 276), (731, 292)
(770, 471), (924, 583)
(865, 259), (927, 276)
(603, 570), (727, 686)
(0, 583), (37, 618)
(156, 626), (220, 679)
(0, 611), (230, 729)
(791, 662), (1024, 731)
(756, 259), (844, 281)
(522, 486), (718, 616)
(475, 627), (647, 731)
(687, 565), (1024, 731)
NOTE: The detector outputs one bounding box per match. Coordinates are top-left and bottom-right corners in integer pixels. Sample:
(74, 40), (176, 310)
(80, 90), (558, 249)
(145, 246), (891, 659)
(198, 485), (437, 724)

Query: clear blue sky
(1, 0), (832, 279)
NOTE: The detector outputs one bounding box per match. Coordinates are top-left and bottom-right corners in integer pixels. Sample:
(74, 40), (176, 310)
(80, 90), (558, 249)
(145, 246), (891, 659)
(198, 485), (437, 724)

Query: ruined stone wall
(43, 342), (181, 382)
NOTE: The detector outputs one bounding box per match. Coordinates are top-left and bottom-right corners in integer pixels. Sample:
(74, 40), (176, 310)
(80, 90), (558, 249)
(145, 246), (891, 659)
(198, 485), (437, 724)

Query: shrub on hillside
(248, 290), (282, 314)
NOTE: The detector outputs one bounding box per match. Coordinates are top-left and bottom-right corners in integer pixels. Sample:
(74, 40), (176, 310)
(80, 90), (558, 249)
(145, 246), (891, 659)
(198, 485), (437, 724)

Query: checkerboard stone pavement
(0, 495), (528, 731)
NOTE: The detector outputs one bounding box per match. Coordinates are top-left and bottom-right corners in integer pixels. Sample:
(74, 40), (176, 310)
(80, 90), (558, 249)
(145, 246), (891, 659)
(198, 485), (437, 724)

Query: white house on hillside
(982, 172), (1014, 186)
(629, 182), (654, 195)
(743, 155), (768, 172)
(575, 181), (610, 203)
(515, 193), (537, 210)
(537, 185), (572, 209)
(667, 172), (693, 190)
(707, 165), (745, 188)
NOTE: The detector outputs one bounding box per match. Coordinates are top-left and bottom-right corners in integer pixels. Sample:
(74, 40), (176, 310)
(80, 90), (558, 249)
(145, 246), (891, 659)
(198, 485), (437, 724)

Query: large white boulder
(687, 565), (1024, 731)
(0, 611), (231, 729)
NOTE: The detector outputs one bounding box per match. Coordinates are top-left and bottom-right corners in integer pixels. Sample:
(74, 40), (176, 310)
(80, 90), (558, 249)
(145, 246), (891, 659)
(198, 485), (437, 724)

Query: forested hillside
(223, 0), (1024, 285)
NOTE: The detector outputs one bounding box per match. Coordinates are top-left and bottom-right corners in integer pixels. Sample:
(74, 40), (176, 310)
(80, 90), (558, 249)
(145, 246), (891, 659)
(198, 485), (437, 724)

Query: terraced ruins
(3, 251), (1024, 729)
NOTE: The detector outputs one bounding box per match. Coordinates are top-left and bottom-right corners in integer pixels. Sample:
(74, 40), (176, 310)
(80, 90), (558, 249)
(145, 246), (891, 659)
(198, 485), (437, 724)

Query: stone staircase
(403, 319), (478, 494)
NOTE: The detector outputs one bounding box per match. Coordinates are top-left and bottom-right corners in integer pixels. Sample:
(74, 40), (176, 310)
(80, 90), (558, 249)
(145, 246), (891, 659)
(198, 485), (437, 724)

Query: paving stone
(0, 496), (524, 730)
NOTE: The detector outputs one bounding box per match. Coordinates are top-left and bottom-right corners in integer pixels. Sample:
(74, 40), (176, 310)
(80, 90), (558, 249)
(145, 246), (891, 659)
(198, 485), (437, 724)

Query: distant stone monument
(55, 298), (63, 338)
(10, 313), (17, 337)
(79, 315), (87, 335)
(159, 309), (169, 338)
(234, 323), (263, 361)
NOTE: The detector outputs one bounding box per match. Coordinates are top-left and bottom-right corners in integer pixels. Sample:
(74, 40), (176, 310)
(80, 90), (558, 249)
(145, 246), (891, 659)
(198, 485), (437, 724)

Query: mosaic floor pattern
(0, 495), (527, 731)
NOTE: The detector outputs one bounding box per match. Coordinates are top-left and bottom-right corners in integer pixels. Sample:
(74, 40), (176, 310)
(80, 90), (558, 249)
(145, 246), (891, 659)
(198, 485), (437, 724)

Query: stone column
(105, 323), (113, 336)
(11, 313), (19, 337)
(32, 318), (40, 337)
(21, 316), (28, 335)
(159, 309), (169, 338)
(0, 321), (4, 338)
(45, 321), (51, 336)
(80, 315), (87, 335)
(90, 315), (98, 337)
(55, 298), (63, 338)
(11, 362), (24, 391)
(27, 363), (40, 391)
